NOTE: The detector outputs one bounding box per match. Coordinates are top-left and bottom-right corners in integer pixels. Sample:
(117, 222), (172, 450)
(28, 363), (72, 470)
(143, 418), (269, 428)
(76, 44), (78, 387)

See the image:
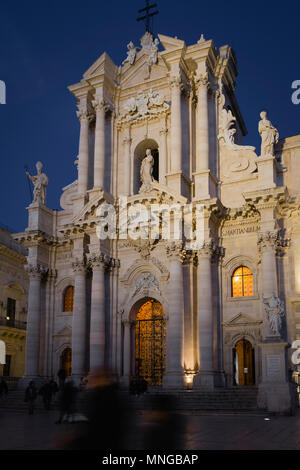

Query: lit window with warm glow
(63, 286), (74, 312)
(232, 266), (253, 297)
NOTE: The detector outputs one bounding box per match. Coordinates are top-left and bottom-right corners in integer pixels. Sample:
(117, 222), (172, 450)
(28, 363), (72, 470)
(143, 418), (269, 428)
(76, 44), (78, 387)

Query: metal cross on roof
(136, 0), (159, 34)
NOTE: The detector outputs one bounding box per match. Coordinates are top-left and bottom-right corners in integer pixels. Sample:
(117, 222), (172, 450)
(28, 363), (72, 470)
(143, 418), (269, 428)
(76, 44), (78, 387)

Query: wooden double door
(233, 339), (255, 386)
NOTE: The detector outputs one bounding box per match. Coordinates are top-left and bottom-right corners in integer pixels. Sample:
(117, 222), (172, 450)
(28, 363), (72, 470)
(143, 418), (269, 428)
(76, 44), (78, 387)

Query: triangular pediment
(72, 190), (114, 225)
(55, 325), (72, 337)
(127, 182), (188, 206)
(158, 34), (185, 51)
(120, 54), (168, 89)
(223, 313), (262, 327)
(83, 52), (117, 80)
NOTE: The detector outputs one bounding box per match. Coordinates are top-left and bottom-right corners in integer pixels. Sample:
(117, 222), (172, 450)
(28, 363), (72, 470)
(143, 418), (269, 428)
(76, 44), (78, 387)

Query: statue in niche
(122, 41), (139, 66)
(139, 149), (156, 193)
(258, 111), (279, 157)
(26, 161), (49, 205)
(262, 293), (285, 337)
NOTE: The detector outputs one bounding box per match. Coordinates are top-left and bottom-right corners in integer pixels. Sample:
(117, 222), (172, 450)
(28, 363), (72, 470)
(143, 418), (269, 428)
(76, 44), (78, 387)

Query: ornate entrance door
(135, 299), (166, 386)
(60, 347), (72, 378)
(233, 339), (255, 386)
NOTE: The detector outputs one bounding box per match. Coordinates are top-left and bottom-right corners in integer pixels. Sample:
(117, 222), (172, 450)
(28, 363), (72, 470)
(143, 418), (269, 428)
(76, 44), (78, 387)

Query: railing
(0, 317), (27, 330)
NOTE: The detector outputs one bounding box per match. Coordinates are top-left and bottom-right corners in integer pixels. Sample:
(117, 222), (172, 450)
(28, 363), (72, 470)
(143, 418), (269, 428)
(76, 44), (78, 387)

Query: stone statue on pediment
(26, 161), (49, 205)
(122, 41), (139, 66)
(139, 149), (155, 193)
(259, 111), (279, 157)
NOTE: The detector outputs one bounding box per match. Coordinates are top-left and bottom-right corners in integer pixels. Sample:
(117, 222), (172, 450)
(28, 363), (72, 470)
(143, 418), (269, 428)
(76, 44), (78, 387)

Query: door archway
(233, 339), (255, 386)
(133, 298), (166, 386)
(60, 347), (72, 378)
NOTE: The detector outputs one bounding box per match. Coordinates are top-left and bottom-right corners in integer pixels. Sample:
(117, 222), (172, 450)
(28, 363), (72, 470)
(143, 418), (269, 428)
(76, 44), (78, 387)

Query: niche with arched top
(133, 139), (159, 194)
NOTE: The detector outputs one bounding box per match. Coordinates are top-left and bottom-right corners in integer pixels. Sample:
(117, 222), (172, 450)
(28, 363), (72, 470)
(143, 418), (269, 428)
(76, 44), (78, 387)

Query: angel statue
(26, 161), (49, 205)
(139, 149), (156, 193)
(122, 41), (139, 66)
(262, 293), (285, 337)
(258, 111), (279, 157)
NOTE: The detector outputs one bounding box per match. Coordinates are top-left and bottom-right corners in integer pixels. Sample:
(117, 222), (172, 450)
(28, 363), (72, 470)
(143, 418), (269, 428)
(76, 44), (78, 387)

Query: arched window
(231, 266), (253, 297)
(63, 286), (74, 312)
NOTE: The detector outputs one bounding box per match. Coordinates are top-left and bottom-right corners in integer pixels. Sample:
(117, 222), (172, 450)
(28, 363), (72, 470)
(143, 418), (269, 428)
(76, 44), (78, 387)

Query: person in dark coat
(25, 381), (37, 415)
(55, 379), (77, 424)
(57, 368), (67, 391)
(39, 380), (53, 410)
(50, 378), (59, 400)
(0, 378), (8, 399)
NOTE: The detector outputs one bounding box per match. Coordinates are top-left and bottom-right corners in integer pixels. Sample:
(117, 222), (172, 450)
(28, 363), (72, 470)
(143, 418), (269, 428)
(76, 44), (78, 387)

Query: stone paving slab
(1, 408), (300, 450)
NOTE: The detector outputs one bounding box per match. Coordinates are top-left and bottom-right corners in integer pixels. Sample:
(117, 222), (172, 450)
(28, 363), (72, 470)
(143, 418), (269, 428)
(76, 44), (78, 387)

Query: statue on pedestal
(258, 111), (279, 157)
(263, 293), (285, 337)
(139, 149), (155, 193)
(26, 161), (49, 205)
(122, 41), (139, 66)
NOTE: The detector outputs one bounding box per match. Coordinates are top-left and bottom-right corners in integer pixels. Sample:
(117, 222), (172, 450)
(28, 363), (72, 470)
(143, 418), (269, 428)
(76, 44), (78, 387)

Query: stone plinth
(257, 340), (297, 414)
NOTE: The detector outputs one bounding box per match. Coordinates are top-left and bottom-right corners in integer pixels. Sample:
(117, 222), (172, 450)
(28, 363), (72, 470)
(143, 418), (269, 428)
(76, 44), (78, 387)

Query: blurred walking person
(39, 379), (54, 410)
(24, 381), (37, 415)
(55, 379), (77, 424)
(0, 377), (8, 401)
(57, 368), (66, 391)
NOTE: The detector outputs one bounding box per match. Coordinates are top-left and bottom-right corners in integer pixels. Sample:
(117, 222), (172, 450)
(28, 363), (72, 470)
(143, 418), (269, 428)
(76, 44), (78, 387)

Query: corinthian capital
(72, 258), (86, 273)
(88, 252), (113, 271)
(76, 108), (93, 123)
(258, 231), (278, 250)
(169, 74), (185, 92)
(25, 264), (47, 280)
(195, 72), (210, 91)
(165, 240), (184, 261)
(92, 97), (111, 113)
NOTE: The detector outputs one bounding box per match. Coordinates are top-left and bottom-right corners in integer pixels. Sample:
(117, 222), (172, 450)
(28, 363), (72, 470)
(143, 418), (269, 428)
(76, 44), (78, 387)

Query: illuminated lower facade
(13, 31), (300, 413)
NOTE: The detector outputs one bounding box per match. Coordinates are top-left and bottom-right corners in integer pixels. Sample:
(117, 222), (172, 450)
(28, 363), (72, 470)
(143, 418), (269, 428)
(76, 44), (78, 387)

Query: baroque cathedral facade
(14, 31), (300, 413)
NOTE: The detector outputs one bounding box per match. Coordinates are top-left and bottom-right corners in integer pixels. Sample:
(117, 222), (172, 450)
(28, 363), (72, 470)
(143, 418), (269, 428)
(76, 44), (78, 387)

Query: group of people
(24, 369), (88, 419)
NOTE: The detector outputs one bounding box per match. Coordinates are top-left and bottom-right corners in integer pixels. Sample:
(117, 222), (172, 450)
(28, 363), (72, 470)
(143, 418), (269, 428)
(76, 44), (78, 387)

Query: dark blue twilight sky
(0, 0), (299, 232)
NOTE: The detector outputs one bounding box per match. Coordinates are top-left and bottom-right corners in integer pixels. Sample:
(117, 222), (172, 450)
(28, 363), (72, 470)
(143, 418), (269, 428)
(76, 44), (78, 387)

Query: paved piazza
(1, 409), (300, 450)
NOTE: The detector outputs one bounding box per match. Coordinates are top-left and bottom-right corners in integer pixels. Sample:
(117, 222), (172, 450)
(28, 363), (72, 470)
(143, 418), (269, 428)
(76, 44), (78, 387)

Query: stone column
(194, 72), (212, 199)
(163, 243), (184, 388)
(72, 260), (87, 380)
(76, 107), (91, 195)
(259, 232), (278, 298)
(122, 320), (131, 384)
(89, 254), (107, 373)
(196, 73), (209, 171)
(159, 125), (168, 185)
(123, 126), (132, 196)
(23, 264), (45, 380)
(194, 243), (215, 389)
(169, 76), (183, 173)
(92, 97), (109, 189)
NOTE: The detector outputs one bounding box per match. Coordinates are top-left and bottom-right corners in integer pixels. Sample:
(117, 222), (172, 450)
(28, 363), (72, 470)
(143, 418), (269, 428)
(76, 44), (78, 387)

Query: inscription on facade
(266, 355), (281, 377)
(222, 225), (258, 237)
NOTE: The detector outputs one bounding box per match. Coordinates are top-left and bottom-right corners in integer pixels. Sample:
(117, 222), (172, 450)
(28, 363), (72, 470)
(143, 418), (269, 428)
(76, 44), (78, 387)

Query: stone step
(0, 388), (263, 413)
